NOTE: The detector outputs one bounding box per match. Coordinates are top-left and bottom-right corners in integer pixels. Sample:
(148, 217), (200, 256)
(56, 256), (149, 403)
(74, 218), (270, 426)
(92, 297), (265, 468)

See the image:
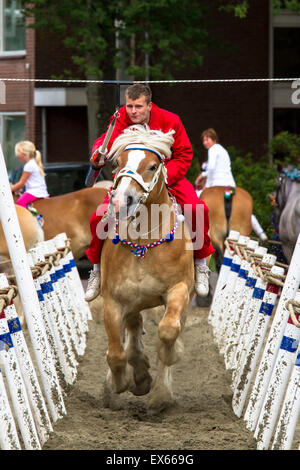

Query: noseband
(112, 145), (168, 203)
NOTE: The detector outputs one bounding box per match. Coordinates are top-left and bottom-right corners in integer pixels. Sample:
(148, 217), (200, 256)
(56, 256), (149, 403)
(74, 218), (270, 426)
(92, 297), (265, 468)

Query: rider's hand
(90, 148), (108, 168)
(195, 173), (204, 187)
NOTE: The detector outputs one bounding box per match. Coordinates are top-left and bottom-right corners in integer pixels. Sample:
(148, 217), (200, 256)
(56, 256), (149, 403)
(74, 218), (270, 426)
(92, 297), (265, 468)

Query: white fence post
(231, 262), (284, 418)
(272, 343), (300, 449)
(214, 235), (250, 348)
(208, 230), (240, 327)
(0, 274), (53, 446)
(55, 233), (91, 323)
(0, 367), (21, 450)
(0, 143), (66, 422)
(254, 290), (300, 449)
(29, 244), (77, 386)
(222, 238), (259, 368)
(244, 233), (300, 433)
(0, 294), (41, 449)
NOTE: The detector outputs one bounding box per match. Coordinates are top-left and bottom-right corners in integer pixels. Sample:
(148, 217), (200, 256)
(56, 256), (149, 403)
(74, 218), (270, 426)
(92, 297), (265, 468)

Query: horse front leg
(125, 312), (152, 396)
(148, 282), (189, 410)
(103, 299), (131, 394)
(158, 282), (189, 365)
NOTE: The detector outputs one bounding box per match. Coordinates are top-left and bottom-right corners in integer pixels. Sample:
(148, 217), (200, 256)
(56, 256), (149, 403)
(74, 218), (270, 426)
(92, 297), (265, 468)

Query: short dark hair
(125, 84), (152, 104)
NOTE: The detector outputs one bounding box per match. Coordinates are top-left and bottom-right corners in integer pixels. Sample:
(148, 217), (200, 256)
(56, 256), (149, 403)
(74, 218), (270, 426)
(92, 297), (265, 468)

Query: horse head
(107, 125), (175, 220)
(276, 166), (300, 262)
(275, 166), (299, 214)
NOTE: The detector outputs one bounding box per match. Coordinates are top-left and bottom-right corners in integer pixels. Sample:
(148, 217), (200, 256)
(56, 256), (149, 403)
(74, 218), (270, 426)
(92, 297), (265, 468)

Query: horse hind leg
(148, 282), (188, 411)
(125, 312), (152, 396)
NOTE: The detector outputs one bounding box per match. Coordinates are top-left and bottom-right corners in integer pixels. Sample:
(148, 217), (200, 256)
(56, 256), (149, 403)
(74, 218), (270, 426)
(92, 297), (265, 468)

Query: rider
(195, 128), (267, 241)
(84, 83), (215, 301)
(10, 141), (49, 208)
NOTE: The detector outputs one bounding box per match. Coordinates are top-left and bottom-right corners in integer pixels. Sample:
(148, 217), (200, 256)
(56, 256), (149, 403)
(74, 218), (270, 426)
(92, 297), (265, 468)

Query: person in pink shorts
(11, 141), (49, 208)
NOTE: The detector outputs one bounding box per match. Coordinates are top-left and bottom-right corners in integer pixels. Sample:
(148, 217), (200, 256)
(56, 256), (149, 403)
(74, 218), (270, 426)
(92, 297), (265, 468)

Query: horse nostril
(127, 195), (133, 206)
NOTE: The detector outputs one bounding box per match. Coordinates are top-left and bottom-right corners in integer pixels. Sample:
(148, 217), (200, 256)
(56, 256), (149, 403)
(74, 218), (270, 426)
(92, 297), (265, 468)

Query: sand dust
(42, 298), (257, 451)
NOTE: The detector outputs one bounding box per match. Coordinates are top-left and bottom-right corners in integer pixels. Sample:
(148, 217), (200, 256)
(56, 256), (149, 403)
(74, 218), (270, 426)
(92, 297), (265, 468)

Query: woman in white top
(11, 141), (49, 208)
(195, 128), (267, 241)
(195, 128), (236, 189)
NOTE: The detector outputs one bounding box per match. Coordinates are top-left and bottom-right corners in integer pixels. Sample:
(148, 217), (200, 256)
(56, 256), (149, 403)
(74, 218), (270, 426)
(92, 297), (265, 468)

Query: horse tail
(223, 186), (236, 238)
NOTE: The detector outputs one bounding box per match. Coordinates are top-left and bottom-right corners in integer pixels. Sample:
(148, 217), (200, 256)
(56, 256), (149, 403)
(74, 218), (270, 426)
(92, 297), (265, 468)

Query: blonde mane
(108, 125), (175, 162)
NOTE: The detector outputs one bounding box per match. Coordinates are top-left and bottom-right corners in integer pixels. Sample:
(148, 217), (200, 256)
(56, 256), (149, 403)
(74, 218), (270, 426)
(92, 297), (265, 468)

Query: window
(273, 27), (300, 78)
(0, 113), (25, 177)
(272, 9), (300, 142)
(0, 0), (25, 53)
(273, 108), (300, 135)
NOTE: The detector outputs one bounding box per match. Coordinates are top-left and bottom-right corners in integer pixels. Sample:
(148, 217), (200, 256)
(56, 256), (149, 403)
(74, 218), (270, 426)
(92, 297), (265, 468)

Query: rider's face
(202, 136), (216, 150)
(126, 95), (152, 125)
(16, 151), (28, 162)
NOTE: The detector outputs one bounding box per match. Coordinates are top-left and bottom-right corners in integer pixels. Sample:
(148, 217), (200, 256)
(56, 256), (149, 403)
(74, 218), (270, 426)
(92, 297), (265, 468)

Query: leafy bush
(228, 147), (278, 238)
(268, 131), (300, 167)
(186, 145), (278, 239)
(186, 147), (201, 185)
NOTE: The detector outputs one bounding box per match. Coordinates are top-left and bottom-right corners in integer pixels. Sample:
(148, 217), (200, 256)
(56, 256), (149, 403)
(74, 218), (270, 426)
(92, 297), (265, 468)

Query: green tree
(21, 0), (249, 155)
(273, 0), (300, 14)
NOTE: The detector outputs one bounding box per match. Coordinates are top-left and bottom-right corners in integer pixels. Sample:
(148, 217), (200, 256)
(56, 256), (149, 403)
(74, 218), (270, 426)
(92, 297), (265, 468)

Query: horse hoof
(130, 371), (152, 396)
(147, 394), (174, 414)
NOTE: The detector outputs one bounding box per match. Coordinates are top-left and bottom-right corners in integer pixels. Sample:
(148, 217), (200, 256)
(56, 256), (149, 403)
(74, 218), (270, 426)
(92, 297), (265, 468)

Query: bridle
(109, 144), (182, 258)
(112, 145), (168, 204)
(275, 171), (294, 214)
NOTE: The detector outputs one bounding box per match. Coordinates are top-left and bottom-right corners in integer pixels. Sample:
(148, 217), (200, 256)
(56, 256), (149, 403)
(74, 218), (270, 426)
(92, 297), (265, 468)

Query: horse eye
(148, 164), (157, 172)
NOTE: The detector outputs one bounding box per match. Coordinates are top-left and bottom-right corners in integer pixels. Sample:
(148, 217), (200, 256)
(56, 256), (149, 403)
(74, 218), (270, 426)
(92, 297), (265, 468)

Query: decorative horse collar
(112, 194), (183, 259)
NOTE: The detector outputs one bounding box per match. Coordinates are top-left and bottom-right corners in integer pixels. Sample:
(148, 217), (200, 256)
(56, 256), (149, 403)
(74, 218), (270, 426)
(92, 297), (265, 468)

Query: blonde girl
(11, 141), (49, 208)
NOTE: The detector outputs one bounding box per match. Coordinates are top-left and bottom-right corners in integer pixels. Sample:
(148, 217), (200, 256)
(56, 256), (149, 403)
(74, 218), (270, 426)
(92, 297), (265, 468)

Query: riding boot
(85, 266), (101, 301)
(194, 261), (210, 297)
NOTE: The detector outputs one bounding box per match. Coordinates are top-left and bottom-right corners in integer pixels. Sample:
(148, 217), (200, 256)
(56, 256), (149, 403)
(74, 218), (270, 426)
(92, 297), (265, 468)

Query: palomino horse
(100, 125), (194, 410)
(200, 186), (253, 269)
(14, 186), (109, 260)
(0, 204), (44, 272)
(275, 168), (300, 262)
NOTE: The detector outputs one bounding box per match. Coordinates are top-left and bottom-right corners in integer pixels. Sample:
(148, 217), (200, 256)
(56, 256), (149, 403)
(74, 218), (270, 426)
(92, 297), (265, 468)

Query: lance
(85, 80), (133, 187)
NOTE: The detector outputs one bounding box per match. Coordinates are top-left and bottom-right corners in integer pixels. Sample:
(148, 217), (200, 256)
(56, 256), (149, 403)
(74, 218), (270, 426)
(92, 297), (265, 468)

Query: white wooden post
(214, 235), (250, 348)
(0, 301), (40, 449)
(231, 263), (284, 418)
(0, 367), (21, 450)
(0, 144), (65, 422)
(254, 290), (300, 449)
(29, 244), (77, 386)
(208, 230), (240, 327)
(244, 233), (300, 433)
(223, 239), (259, 368)
(272, 343), (300, 450)
(0, 274), (52, 446)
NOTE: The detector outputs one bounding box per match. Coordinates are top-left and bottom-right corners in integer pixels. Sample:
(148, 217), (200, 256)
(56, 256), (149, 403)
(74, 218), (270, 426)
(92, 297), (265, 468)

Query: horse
(100, 125), (194, 411)
(13, 186), (109, 260)
(275, 168), (300, 262)
(200, 186), (253, 269)
(0, 204), (44, 273)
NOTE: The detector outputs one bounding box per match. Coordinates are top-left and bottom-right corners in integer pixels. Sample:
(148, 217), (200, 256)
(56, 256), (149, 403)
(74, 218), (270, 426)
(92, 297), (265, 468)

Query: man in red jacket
(85, 83), (215, 301)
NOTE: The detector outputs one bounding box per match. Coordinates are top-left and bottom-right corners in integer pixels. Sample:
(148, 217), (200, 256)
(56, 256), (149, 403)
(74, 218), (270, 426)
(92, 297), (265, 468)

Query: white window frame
(269, 6), (300, 143)
(0, 0), (26, 57)
(0, 111), (26, 173)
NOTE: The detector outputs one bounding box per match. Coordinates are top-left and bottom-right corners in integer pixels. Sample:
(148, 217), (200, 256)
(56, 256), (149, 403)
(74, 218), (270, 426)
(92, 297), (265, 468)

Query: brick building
(1, 0), (299, 178)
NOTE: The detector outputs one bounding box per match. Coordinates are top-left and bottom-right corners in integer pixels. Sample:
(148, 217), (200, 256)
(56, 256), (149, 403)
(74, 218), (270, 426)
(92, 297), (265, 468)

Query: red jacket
(92, 103), (193, 187)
